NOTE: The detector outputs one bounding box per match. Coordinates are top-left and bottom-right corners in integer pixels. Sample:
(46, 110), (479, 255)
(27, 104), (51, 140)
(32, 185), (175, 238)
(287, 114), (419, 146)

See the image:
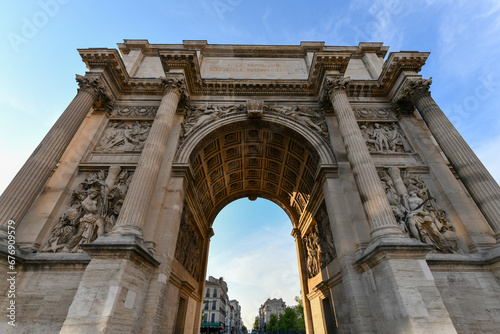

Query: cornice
(79, 44), (428, 99)
(378, 51), (429, 95)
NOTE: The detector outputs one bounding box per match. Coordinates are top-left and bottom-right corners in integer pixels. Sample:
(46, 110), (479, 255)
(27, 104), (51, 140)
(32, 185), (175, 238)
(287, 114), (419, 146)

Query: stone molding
(78, 45), (429, 98)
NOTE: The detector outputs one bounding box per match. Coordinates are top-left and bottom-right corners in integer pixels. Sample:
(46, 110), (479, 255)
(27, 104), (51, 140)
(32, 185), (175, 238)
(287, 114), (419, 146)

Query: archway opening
(206, 197), (301, 330)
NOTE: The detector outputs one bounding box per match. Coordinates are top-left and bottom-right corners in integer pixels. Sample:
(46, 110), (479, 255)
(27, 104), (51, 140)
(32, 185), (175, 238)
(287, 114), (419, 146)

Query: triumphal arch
(1, 40), (500, 333)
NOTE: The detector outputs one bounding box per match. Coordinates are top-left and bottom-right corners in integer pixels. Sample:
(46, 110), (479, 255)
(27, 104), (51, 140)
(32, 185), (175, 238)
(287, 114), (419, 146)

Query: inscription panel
(200, 57), (309, 80)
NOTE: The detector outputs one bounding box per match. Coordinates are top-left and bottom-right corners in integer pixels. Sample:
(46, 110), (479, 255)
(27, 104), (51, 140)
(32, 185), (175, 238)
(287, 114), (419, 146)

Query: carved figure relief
(379, 167), (459, 253)
(180, 104), (246, 142)
(264, 105), (328, 140)
(174, 206), (202, 280)
(95, 121), (152, 152)
(360, 122), (412, 153)
(303, 207), (336, 278)
(41, 165), (132, 253)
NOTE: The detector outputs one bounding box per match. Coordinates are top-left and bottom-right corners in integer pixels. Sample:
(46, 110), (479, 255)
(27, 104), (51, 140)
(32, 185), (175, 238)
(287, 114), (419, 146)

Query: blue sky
(1, 0), (500, 328)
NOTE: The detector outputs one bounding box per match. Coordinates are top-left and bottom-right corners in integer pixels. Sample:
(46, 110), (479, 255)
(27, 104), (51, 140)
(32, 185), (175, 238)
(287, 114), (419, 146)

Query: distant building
(229, 300), (242, 333)
(258, 298), (286, 330)
(201, 276), (243, 334)
(202, 276), (229, 333)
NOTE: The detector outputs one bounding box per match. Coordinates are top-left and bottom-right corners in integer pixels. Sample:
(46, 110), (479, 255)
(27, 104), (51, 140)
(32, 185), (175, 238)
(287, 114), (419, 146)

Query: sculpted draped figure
(264, 104), (328, 140)
(360, 122), (412, 153)
(303, 207), (337, 278)
(41, 165), (132, 253)
(378, 167), (459, 253)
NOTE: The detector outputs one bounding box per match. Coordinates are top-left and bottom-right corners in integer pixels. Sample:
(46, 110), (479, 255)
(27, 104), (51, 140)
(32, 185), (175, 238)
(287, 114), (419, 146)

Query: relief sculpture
(95, 120), (151, 152)
(264, 105), (328, 140)
(360, 122), (412, 153)
(180, 104), (246, 142)
(303, 207), (336, 278)
(174, 206), (202, 280)
(379, 167), (460, 253)
(41, 165), (131, 253)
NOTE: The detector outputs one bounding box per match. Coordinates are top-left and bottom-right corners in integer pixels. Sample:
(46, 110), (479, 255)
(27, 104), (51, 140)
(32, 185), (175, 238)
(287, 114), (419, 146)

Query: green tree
(242, 325), (247, 333)
(295, 295), (306, 331)
(266, 313), (278, 332)
(253, 317), (259, 331)
(278, 307), (299, 331)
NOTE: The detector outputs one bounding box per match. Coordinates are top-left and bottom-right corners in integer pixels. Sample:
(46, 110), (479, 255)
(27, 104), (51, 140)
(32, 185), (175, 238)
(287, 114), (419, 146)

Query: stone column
(323, 75), (404, 240)
(292, 228), (314, 334)
(399, 78), (500, 241)
(0, 74), (111, 238)
(112, 76), (187, 237)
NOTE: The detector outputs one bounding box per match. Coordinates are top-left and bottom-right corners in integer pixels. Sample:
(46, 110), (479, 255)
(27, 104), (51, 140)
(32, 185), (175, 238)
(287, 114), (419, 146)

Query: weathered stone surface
(2, 40), (500, 334)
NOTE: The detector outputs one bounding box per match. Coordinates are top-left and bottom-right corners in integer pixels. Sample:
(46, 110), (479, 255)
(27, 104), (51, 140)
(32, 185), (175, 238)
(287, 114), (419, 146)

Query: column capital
(76, 74), (115, 112)
(291, 228), (302, 239)
(323, 75), (350, 100)
(161, 75), (190, 111)
(396, 77), (432, 104)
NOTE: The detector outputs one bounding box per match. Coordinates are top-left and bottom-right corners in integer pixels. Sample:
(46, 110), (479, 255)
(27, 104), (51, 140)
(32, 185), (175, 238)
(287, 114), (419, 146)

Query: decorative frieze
(111, 106), (158, 117)
(41, 165), (132, 253)
(94, 120), (152, 152)
(174, 205), (202, 280)
(379, 167), (459, 253)
(359, 122), (412, 153)
(353, 107), (396, 120)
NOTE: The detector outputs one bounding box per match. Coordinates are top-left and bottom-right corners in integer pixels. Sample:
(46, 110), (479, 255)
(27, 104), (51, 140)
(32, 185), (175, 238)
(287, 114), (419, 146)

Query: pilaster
(292, 228), (314, 334)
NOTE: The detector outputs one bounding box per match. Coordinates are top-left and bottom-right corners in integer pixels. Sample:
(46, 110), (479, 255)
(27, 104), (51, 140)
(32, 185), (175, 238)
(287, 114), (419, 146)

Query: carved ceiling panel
(189, 127), (319, 223)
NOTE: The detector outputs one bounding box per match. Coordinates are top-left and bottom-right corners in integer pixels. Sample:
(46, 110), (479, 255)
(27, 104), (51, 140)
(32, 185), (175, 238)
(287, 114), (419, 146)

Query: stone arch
(174, 114), (337, 227)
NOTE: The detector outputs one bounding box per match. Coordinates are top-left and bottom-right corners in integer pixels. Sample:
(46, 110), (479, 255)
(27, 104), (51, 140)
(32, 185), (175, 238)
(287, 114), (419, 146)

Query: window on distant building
(211, 313), (215, 323)
(204, 313), (207, 322)
(204, 301), (209, 310)
(212, 300), (217, 310)
(206, 288), (210, 297)
(213, 289), (217, 297)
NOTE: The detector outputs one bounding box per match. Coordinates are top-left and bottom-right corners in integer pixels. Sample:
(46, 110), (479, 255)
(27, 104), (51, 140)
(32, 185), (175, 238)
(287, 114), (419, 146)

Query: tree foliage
(253, 317), (259, 331)
(267, 313), (278, 331)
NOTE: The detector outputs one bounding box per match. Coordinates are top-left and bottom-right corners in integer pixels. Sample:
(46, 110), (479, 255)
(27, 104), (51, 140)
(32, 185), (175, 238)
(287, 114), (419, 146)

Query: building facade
(229, 300), (242, 333)
(202, 276), (229, 333)
(258, 298), (287, 331)
(0, 39), (500, 333)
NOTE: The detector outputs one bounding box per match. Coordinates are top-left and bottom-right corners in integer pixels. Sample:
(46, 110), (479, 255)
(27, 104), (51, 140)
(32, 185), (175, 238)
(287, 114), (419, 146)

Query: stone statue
(379, 167), (459, 253)
(41, 166), (132, 253)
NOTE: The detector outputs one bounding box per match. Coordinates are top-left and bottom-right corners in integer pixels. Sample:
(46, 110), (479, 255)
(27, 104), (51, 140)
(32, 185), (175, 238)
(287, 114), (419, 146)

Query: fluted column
(398, 78), (500, 240)
(292, 228), (314, 334)
(112, 76), (187, 236)
(0, 74), (110, 238)
(323, 76), (404, 240)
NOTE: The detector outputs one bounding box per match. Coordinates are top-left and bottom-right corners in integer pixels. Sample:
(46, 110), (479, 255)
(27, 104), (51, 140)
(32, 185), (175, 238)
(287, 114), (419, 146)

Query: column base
(354, 238), (457, 334)
(60, 234), (159, 334)
(82, 232), (159, 267)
